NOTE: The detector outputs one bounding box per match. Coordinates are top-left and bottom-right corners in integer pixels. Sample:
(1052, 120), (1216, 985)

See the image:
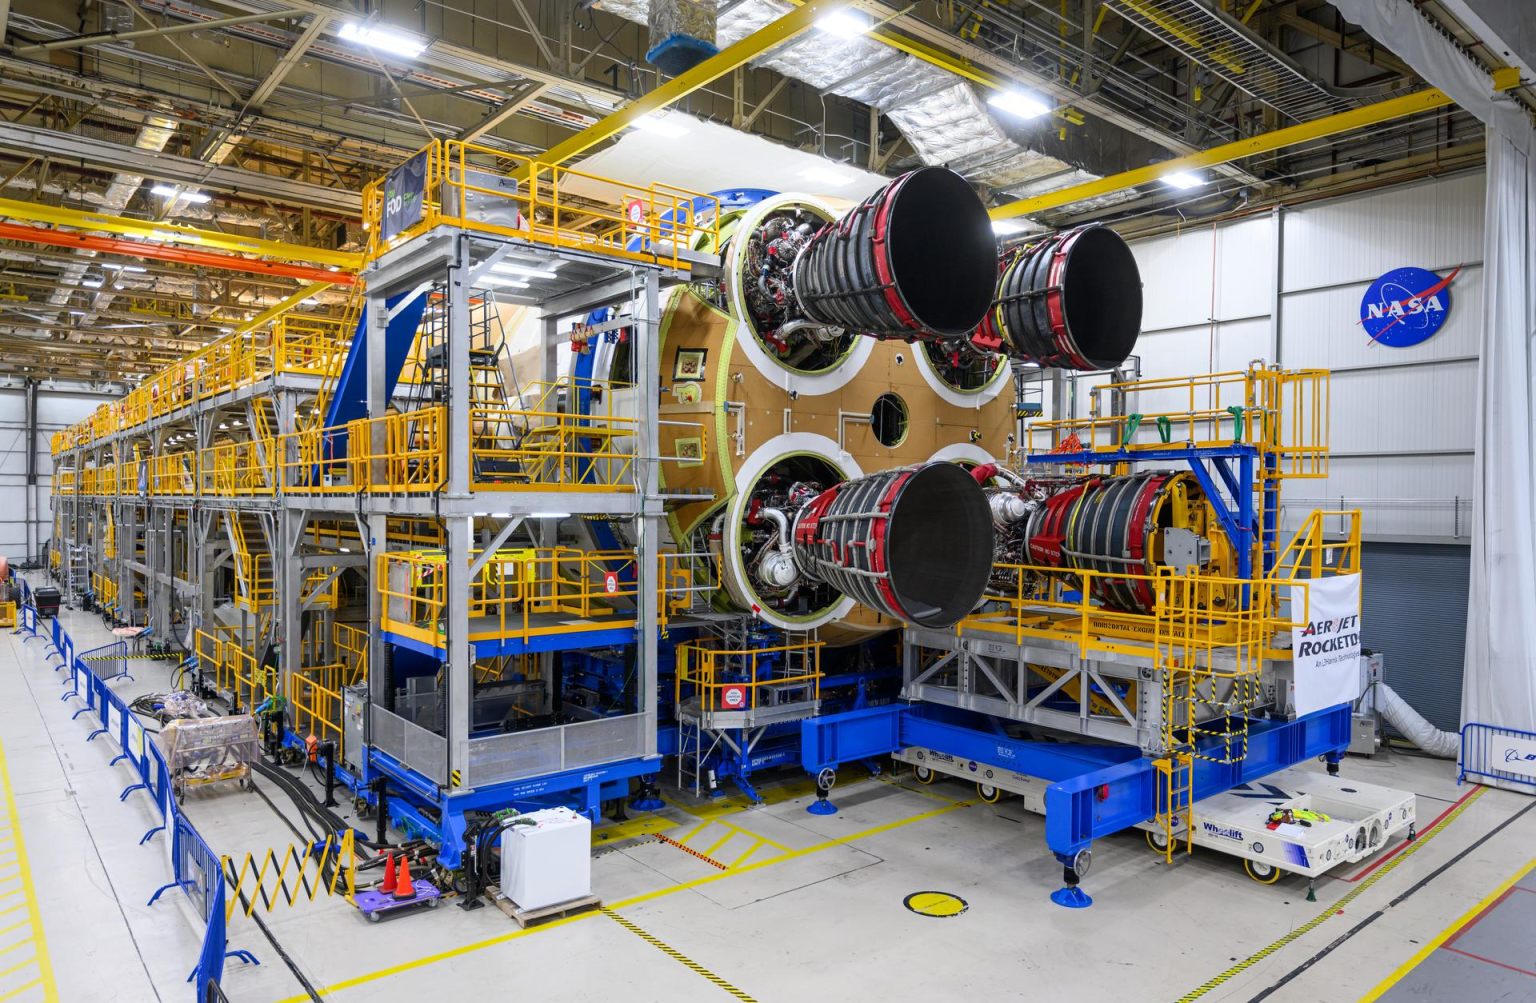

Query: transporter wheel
(1146, 828), (1171, 853)
(1245, 859), (1283, 884)
(914, 766), (935, 784)
(977, 783), (1003, 804)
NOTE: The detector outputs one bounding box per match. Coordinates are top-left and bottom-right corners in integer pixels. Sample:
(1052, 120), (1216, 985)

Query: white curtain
(1331, 0), (1536, 768)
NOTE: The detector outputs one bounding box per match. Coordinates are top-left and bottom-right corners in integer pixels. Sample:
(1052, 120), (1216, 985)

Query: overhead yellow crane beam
(0, 197), (362, 270)
(234, 281), (336, 335)
(537, 0), (853, 167)
(990, 87), (1457, 220)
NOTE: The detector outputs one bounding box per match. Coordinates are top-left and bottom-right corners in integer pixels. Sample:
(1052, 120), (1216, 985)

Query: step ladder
(1153, 752), (1193, 864)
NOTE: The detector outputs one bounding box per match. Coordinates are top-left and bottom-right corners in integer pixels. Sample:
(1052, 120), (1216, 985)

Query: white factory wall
(1121, 170), (1484, 545)
(0, 386), (111, 564)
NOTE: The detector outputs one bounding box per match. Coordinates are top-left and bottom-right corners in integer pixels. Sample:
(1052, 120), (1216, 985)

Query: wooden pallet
(485, 891), (602, 929)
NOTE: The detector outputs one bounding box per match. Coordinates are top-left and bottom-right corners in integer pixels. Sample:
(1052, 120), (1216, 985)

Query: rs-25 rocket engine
(737, 461), (995, 630)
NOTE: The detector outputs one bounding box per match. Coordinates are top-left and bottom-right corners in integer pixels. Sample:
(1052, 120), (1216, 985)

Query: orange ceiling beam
(0, 223), (357, 285)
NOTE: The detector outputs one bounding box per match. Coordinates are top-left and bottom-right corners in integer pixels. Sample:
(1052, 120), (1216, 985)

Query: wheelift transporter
(44, 144), (1408, 902)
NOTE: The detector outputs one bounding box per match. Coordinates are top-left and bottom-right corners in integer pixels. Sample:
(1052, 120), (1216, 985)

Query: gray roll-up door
(1359, 542), (1469, 733)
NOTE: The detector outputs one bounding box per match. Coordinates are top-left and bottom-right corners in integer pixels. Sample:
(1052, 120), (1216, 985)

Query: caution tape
(653, 833), (728, 870)
(80, 653), (182, 662)
(1173, 784), (1487, 1001)
(601, 907), (758, 1002)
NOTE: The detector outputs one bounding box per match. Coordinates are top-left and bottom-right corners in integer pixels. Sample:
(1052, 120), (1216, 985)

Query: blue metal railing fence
(1459, 721), (1536, 791)
(17, 602), (252, 1000)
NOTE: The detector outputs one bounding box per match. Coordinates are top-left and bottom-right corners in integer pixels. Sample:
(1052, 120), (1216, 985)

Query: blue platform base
(1050, 886), (1093, 909)
(367, 745), (660, 869)
(806, 798), (838, 816)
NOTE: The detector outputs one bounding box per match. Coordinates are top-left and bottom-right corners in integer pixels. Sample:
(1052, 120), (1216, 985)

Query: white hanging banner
(1290, 573), (1363, 718)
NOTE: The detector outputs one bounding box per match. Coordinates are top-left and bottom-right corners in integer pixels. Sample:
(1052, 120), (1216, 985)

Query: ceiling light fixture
(103, 263), (147, 273)
(992, 220), (1029, 235)
(339, 21), (428, 59)
(81, 279), (102, 289)
(988, 90), (1051, 120)
(816, 9), (870, 37)
(631, 113), (688, 138)
(150, 184), (211, 204)
(492, 262), (559, 279)
(1160, 171), (1205, 190)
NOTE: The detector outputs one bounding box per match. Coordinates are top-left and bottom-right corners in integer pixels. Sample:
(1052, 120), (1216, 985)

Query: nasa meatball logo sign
(1359, 265), (1459, 347)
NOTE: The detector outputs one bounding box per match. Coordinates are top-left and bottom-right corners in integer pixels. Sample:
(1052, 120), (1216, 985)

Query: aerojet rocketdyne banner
(1290, 573), (1362, 718)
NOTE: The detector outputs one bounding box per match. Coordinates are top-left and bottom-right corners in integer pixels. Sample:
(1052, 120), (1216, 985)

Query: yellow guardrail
(1270, 509), (1362, 580)
(362, 139), (720, 271)
(151, 451), (198, 495)
(291, 665), (347, 757)
(0, 602), (16, 628)
(379, 546), (696, 648)
(54, 313), (353, 451)
(278, 408), (448, 495)
(1024, 364), (1329, 480)
(196, 629), (276, 712)
(674, 639), (823, 715)
(222, 830), (356, 919)
(200, 439), (276, 497)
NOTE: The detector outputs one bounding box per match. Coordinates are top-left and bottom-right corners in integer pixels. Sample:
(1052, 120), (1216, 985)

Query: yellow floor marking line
(726, 839), (767, 870)
(654, 833), (729, 870)
(1174, 784), (1486, 1002)
(600, 907), (759, 1002)
(0, 739), (56, 1003)
(677, 818), (714, 845)
(0, 979), (40, 1002)
(1357, 852), (1536, 1002)
(874, 773), (967, 804)
(701, 831), (736, 859)
(591, 811), (680, 846)
(276, 795), (977, 1001)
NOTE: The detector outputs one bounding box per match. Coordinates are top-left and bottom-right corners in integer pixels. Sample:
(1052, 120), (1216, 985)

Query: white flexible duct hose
(1377, 683), (1459, 758)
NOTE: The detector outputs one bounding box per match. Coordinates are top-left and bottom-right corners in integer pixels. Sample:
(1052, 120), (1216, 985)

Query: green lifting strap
(1123, 413), (1143, 445)
(1226, 405), (1245, 440)
(1155, 415), (1173, 443)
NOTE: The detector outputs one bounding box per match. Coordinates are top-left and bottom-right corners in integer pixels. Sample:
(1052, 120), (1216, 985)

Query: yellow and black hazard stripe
(80, 653), (180, 662)
(1173, 785), (1486, 1001)
(653, 833), (728, 870)
(601, 907), (758, 1002)
(450, 769), (463, 788)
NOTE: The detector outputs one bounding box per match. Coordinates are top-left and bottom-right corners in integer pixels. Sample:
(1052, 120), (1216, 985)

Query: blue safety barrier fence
(78, 638), (133, 682)
(20, 606), (254, 1000)
(1459, 721), (1536, 791)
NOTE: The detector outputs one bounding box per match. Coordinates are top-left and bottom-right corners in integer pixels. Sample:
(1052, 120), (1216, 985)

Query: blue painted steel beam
(1043, 704), (1352, 857)
(802, 702), (1353, 860)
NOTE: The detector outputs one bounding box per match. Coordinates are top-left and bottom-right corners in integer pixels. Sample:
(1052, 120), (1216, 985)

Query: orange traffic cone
(380, 853), (397, 896)
(393, 855), (416, 899)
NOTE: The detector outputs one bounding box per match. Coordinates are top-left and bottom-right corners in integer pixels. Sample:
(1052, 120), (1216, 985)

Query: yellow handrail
(674, 639), (824, 714)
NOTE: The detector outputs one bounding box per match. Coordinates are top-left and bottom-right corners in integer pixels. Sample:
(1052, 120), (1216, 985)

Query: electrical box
(1348, 652), (1384, 756)
(500, 807), (592, 910)
(342, 685), (368, 773)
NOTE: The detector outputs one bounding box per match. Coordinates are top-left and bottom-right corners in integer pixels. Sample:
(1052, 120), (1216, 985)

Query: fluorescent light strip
(338, 22), (428, 59)
(988, 90), (1051, 120)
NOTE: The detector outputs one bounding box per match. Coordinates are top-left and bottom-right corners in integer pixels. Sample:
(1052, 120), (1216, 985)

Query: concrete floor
(7, 595), (1535, 1003)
